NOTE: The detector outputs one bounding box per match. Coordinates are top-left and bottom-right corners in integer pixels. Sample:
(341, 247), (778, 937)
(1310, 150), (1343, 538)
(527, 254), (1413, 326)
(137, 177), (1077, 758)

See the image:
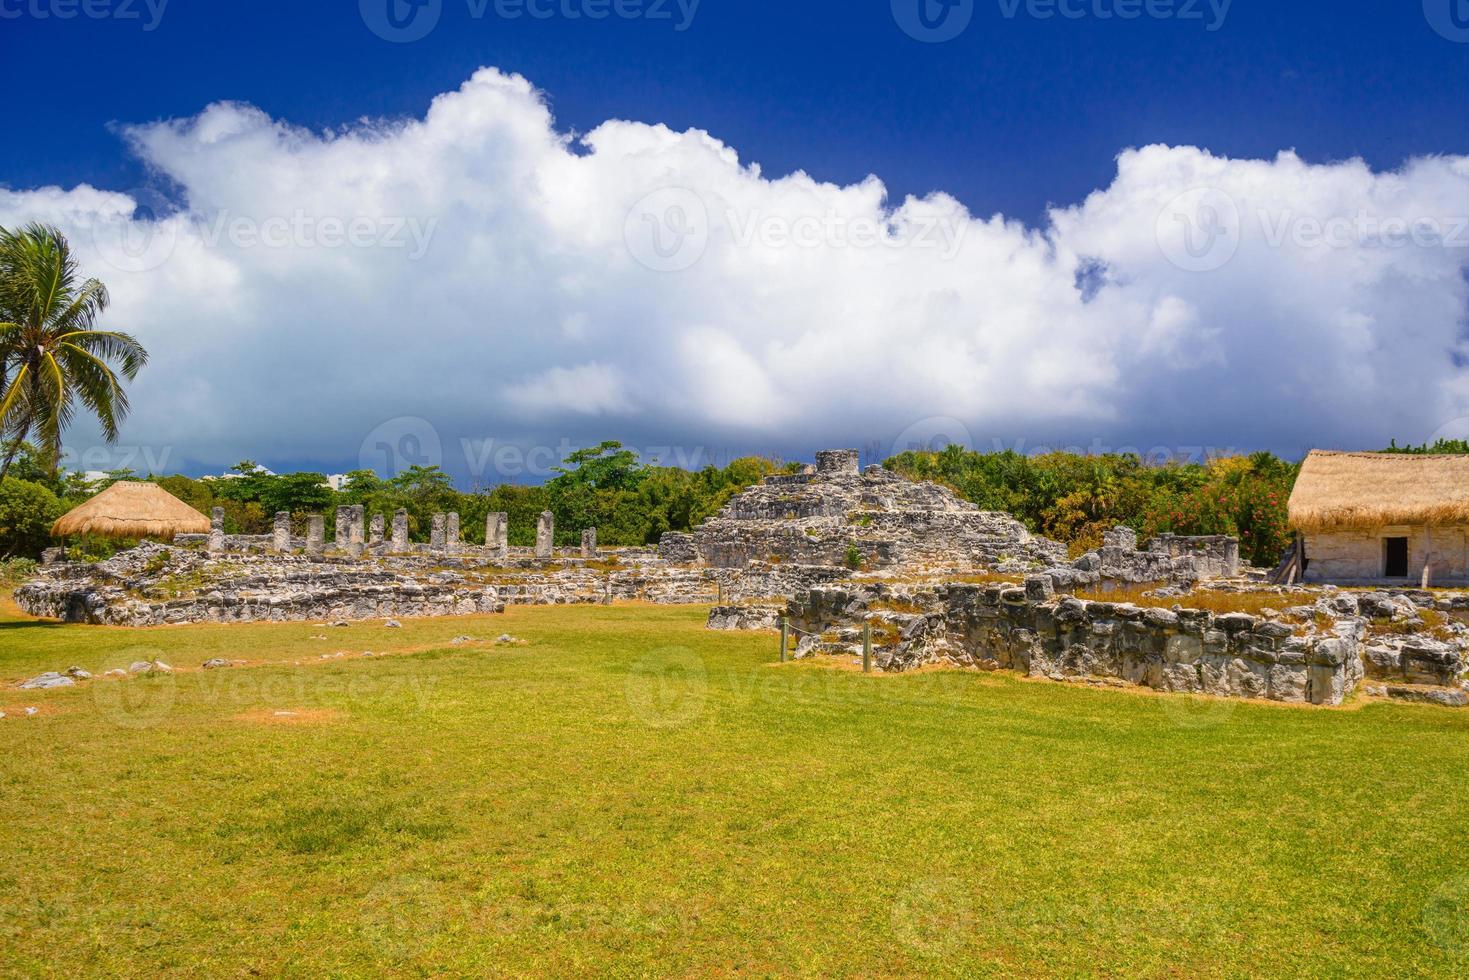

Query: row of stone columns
(242, 507), (594, 559)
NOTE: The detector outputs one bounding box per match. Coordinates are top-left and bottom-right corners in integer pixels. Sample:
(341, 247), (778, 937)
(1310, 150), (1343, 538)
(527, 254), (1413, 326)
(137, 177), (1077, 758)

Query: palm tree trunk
(0, 422), (31, 483)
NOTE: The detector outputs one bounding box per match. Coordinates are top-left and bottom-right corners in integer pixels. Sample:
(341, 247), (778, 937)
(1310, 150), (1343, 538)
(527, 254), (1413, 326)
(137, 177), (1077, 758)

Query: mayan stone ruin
(658, 448), (1067, 572)
(13, 450), (1469, 708)
(18, 449), (1077, 628)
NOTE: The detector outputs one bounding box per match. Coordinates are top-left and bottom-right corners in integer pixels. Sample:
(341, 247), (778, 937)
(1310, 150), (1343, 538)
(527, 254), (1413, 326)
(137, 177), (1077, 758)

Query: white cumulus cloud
(1, 67), (1467, 479)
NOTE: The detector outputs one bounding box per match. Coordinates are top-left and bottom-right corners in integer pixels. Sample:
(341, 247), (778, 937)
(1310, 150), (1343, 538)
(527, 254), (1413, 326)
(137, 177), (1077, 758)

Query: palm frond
(56, 329), (148, 379)
(0, 224), (148, 475)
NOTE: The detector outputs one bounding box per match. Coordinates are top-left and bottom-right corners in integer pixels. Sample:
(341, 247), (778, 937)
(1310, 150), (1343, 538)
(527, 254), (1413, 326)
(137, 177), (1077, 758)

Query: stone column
(446, 512), (461, 556)
(272, 512), (292, 553)
(369, 513), (385, 547)
(335, 506), (351, 551)
(815, 449), (861, 478)
(391, 510), (409, 551)
(208, 507), (226, 553)
(581, 528), (598, 558)
(535, 511), (555, 559)
(430, 513), (447, 554)
(306, 515), (325, 557)
(486, 512), (508, 560)
(347, 505), (366, 557)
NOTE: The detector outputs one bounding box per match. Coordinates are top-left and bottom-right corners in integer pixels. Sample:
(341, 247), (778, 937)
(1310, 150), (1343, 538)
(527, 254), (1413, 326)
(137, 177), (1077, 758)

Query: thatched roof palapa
(52, 481), (211, 540)
(1288, 450), (1469, 533)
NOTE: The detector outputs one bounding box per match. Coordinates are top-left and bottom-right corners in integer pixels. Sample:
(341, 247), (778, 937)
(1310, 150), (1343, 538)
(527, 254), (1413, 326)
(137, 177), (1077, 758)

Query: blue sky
(10, 1), (1469, 225)
(2, 1), (1469, 480)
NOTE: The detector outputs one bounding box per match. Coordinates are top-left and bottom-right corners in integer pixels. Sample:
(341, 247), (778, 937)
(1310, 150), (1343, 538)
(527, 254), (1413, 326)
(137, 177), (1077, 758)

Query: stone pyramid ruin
(659, 449), (1067, 573)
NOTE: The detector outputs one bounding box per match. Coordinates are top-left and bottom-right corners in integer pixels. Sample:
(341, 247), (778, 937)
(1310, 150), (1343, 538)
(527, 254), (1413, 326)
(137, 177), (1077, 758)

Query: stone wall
(1148, 534), (1241, 579)
(12, 537), (851, 626)
(14, 545), (506, 626)
(657, 532), (700, 564)
(782, 581), (1370, 705)
(1043, 527), (1238, 592)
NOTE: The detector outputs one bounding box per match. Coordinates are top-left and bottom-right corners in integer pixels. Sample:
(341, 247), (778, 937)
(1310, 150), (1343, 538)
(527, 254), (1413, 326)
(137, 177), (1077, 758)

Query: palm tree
(0, 223), (148, 481)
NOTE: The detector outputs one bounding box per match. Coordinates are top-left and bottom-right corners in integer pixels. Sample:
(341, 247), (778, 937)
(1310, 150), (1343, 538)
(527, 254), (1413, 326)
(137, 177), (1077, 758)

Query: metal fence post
(780, 617), (788, 664)
(863, 623), (872, 674)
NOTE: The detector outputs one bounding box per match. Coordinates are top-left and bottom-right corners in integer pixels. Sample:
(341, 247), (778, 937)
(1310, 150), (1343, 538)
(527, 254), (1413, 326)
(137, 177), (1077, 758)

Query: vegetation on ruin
(3, 600), (1469, 975)
(144, 563), (240, 600)
(867, 598), (930, 615)
(1071, 584), (1312, 618)
(936, 571), (1026, 586)
(887, 446), (1300, 566)
(1366, 608), (1466, 644)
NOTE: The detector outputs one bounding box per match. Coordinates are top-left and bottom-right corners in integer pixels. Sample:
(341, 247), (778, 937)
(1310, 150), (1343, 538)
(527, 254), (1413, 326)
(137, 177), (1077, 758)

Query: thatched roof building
(52, 482), (210, 540)
(1289, 451), (1469, 532)
(1288, 450), (1469, 585)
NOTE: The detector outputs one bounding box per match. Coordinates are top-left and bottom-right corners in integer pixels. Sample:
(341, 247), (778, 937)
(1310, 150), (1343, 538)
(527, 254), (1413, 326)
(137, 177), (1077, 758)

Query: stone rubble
(766, 578), (1469, 708)
(19, 672), (75, 690)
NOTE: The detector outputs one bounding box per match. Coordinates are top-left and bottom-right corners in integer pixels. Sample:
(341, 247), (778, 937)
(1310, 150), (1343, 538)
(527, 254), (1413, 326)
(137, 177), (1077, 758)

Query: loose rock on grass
(19, 672), (75, 690)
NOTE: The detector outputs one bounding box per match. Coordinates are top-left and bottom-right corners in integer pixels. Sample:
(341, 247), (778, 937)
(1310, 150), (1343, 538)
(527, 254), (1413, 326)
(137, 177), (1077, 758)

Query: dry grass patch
(232, 707), (343, 726)
(867, 599), (929, 615)
(0, 702), (69, 720)
(948, 572), (1025, 585)
(1074, 585), (1308, 617)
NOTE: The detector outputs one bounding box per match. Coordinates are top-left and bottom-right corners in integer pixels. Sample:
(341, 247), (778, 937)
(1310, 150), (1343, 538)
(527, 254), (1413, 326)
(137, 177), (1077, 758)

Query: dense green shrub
(0, 478), (64, 558)
(0, 557), (38, 582)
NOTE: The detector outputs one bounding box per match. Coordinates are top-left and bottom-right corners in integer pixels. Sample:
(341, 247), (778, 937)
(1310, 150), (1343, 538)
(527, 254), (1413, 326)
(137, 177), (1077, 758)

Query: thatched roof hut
(52, 481), (210, 540)
(1288, 450), (1469, 533)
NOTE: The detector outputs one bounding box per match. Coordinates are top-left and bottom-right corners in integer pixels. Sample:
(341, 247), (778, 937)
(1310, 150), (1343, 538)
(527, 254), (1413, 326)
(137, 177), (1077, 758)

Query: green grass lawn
(3, 597), (1469, 977)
